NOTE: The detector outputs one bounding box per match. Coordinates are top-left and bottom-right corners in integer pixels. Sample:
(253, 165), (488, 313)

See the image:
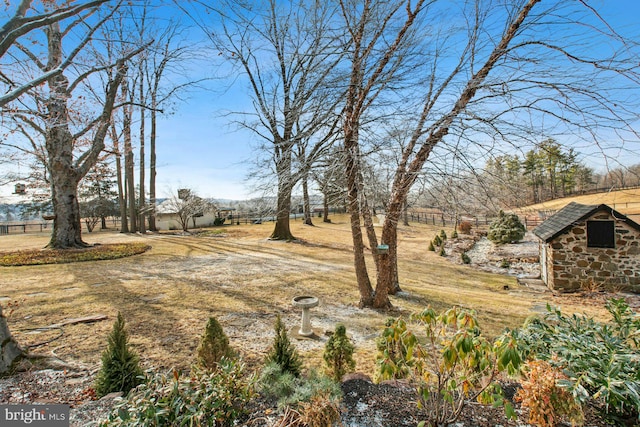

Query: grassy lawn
(0, 215), (612, 375)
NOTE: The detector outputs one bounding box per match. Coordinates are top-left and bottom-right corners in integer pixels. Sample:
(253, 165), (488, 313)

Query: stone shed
(533, 202), (640, 293)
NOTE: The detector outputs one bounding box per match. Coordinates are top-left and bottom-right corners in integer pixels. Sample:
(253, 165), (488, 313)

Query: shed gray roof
(532, 202), (640, 242)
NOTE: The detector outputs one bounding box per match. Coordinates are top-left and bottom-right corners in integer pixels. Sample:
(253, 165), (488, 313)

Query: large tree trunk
(270, 148), (295, 240)
(0, 306), (23, 375)
(345, 133), (374, 307)
(45, 27), (85, 249)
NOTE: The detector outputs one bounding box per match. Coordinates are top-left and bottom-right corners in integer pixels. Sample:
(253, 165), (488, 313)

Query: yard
(0, 215), (626, 425)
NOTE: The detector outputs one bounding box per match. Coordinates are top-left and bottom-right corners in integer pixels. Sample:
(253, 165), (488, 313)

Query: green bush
(258, 363), (341, 407)
(438, 247), (446, 257)
(432, 235), (442, 247)
(323, 324), (356, 382)
(101, 360), (254, 427)
(265, 314), (302, 377)
(461, 252), (471, 264)
(500, 259), (510, 269)
(213, 217), (225, 226)
(487, 210), (525, 244)
(516, 299), (640, 424)
(439, 229), (447, 241)
(376, 308), (521, 426)
(94, 312), (144, 398)
(427, 241), (435, 251)
(451, 229), (458, 239)
(196, 317), (235, 370)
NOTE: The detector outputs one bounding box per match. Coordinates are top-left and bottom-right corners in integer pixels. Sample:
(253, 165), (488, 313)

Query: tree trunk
(0, 306), (23, 375)
(302, 174), (313, 226)
(122, 76), (137, 233)
(112, 124), (128, 233)
(345, 134), (374, 307)
(44, 28), (85, 248)
(138, 61), (146, 234)
(323, 192), (330, 223)
(270, 148), (295, 240)
(148, 94), (158, 232)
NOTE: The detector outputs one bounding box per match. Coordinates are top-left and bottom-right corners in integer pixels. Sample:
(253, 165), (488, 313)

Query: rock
(342, 372), (372, 383)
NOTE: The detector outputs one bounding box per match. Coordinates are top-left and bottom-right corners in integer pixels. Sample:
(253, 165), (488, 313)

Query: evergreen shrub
(487, 210), (525, 244)
(94, 312), (144, 397)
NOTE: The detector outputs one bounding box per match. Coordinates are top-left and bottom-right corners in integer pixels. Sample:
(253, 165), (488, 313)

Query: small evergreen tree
(95, 312), (144, 397)
(461, 252), (471, 264)
(428, 241), (435, 251)
(439, 247), (446, 257)
(487, 210), (526, 244)
(439, 229), (447, 241)
(323, 324), (356, 382)
(196, 317), (235, 370)
(433, 235), (442, 246)
(266, 315), (302, 377)
(451, 229), (458, 239)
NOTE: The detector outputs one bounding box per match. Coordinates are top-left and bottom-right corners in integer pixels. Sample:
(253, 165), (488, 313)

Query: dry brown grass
(519, 188), (640, 219)
(0, 216), (611, 377)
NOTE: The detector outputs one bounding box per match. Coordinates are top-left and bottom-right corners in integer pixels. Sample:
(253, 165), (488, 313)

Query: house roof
(532, 202), (640, 242)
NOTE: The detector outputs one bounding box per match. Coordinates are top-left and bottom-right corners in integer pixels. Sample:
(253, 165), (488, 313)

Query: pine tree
(94, 312), (144, 397)
(196, 317), (235, 370)
(265, 314), (302, 377)
(323, 324), (356, 382)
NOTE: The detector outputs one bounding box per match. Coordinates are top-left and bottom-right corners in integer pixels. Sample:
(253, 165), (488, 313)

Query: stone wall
(544, 212), (640, 293)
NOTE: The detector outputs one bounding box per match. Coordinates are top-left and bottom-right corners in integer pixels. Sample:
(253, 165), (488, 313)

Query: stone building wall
(544, 212), (640, 293)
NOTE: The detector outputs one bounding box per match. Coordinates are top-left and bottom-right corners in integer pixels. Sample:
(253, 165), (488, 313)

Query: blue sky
(1, 0), (640, 203)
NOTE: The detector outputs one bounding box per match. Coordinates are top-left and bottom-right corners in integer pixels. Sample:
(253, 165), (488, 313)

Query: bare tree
(335, 0), (640, 308)
(194, 0), (344, 240)
(0, 0), (110, 107)
(1, 2), (148, 247)
(163, 189), (216, 232)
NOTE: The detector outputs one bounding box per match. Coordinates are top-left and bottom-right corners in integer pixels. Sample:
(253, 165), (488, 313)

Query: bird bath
(292, 296), (319, 337)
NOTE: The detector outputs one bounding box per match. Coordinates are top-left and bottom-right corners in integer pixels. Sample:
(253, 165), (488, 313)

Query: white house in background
(154, 198), (219, 231)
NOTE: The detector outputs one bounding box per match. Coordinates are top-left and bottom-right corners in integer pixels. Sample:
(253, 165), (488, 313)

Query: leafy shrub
(451, 229), (458, 238)
(438, 247), (446, 257)
(500, 259), (510, 269)
(516, 359), (584, 427)
(323, 324), (356, 382)
(461, 252), (471, 264)
(458, 221), (472, 234)
(196, 317), (235, 370)
(427, 241), (435, 251)
(375, 317), (412, 381)
(265, 314), (302, 377)
(376, 308), (521, 426)
(432, 235), (442, 247)
(101, 360), (254, 427)
(487, 210), (525, 244)
(213, 217), (225, 226)
(516, 299), (640, 423)
(439, 229), (447, 241)
(94, 312), (144, 398)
